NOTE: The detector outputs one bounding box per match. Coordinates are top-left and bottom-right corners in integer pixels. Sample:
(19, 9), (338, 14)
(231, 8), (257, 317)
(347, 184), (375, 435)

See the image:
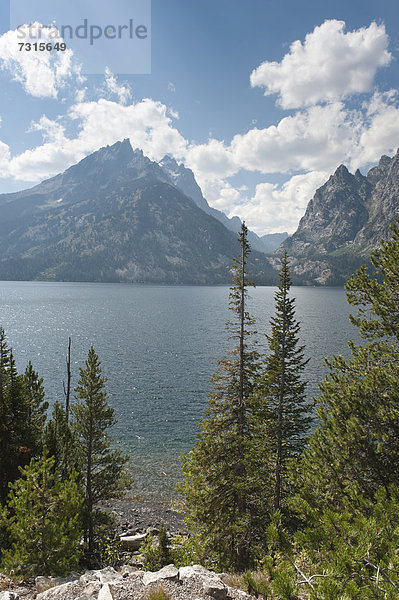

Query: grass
(144, 585), (172, 600)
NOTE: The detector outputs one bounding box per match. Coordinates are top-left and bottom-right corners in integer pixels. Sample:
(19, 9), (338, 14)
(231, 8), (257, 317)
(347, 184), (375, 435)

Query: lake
(0, 282), (359, 497)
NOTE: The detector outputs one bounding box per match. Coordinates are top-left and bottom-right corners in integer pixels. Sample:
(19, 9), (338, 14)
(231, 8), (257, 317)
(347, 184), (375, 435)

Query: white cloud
(6, 97), (187, 181)
(185, 139), (237, 181)
(251, 20), (391, 109)
(353, 91), (399, 166)
(104, 67), (131, 105)
(229, 171), (329, 235)
(0, 23), (83, 98)
(230, 102), (360, 174)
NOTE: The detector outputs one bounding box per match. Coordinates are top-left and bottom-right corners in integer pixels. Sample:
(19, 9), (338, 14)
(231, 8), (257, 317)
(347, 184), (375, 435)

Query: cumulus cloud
(0, 23), (83, 98)
(6, 97), (187, 181)
(250, 20), (391, 109)
(185, 139), (237, 181)
(229, 171), (329, 234)
(230, 102), (361, 174)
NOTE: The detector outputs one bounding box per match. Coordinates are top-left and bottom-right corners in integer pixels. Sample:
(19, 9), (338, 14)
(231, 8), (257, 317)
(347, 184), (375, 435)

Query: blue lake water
(0, 282), (359, 497)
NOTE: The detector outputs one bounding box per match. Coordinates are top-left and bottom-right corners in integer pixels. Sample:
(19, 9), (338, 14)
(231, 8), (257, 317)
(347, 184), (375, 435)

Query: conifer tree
(0, 329), (48, 503)
(181, 223), (260, 571)
(252, 252), (310, 512)
(72, 346), (130, 560)
(299, 221), (399, 510)
(1, 451), (83, 576)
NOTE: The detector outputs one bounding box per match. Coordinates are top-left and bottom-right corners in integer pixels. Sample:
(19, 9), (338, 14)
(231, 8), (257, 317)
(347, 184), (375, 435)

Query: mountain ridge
(280, 149), (399, 284)
(0, 140), (279, 285)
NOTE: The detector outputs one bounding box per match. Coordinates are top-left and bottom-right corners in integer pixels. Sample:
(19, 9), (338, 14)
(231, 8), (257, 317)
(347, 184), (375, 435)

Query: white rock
(178, 565), (214, 580)
(0, 593), (19, 600)
(203, 577), (228, 600)
(37, 581), (80, 600)
(143, 564), (179, 586)
(119, 533), (147, 550)
(97, 584), (114, 600)
(83, 582), (101, 596)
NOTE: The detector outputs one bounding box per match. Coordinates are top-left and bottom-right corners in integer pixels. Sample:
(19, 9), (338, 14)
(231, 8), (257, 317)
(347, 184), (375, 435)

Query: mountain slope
(280, 150), (399, 284)
(0, 141), (278, 284)
(159, 155), (279, 253)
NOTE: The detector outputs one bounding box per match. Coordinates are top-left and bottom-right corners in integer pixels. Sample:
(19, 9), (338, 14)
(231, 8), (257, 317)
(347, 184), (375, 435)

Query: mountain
(260, 232), (289, 253)
(0, 140), (278, 285)
(280, 150), (399, 284)
(159, 155), (272, 253)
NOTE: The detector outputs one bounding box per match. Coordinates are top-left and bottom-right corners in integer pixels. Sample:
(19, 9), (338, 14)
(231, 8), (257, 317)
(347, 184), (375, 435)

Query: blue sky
(0, 0), (399, 234)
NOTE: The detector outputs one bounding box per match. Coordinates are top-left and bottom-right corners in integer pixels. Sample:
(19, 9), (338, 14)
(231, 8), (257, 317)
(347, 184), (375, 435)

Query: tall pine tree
(181, 223), (260, 571)
(251, 252), (310, 514)
(72, 346), (130, 560)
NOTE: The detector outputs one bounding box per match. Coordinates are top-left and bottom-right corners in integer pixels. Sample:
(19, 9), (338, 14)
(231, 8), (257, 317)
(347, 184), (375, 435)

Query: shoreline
(108, 496), (186, 537)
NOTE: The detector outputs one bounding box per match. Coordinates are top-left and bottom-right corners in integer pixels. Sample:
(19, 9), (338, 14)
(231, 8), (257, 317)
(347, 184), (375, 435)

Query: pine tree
(72, 346), (130, 560)
(181, 223), (260, 571)
(1, 451), (83, 576)
(0, 329), (48, 503)
(299, 221), (399, 511)
(252, 252), (310, 513)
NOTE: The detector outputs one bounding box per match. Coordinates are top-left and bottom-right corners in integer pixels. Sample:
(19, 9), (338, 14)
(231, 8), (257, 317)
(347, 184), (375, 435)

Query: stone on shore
(119, 533), (147, 550)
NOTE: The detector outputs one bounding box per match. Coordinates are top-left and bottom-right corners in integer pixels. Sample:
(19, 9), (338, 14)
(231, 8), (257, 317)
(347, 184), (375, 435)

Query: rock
(36, 575), (79, 593)
(0, 593), (19, 600)
(118, 565), (142, 578)
(37, 581), (81, 600)
(178, 565), (214, 580)
(119, 533), (147, 550)
(36, 577), (52, 593)
(83, 582), (101, 596)
(97, 584), (115, 600)
(143, 564), (179, 586)
(81, 567), (122, 585)
(203, 578), (228, 600)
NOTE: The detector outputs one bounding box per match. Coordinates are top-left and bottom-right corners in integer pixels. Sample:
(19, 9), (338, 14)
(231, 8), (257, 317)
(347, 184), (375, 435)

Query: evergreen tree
(0, 451), (83, 576)
(299, 221), (399, 511)
(252, 252), (310, 513)
(181, 223), (260, 571)
(72, 346), (130, 560)
(44, 400), (77, 478)
(0, 329), (48, 503)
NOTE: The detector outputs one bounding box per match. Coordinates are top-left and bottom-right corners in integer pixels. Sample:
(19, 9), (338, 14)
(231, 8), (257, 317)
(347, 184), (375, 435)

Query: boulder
(37, 581), (82, 600)
(98, 584), (115, 600)
(178, 565), (214, 580)
(118, 565), (143, 578)
(119, 533), (147, 550)
(80, 567), (122, 585)
(36, 575), (80, 593)
(143, 564), (179, 586)
(0, 593), (19, 600)
(202, 578), (228, 600)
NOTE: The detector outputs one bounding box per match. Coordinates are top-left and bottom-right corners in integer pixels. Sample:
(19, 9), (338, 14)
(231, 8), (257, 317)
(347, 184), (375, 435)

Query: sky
(0, 0), (399, 235)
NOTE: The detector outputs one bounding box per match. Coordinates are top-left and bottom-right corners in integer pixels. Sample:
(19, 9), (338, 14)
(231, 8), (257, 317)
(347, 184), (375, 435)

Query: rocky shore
(110, 497), (185, 537)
